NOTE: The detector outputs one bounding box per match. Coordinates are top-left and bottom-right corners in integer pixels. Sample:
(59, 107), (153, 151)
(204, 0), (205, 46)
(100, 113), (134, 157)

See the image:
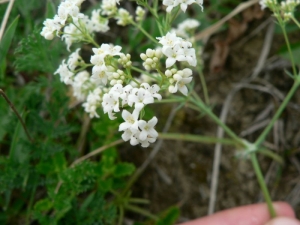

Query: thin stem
(143, 3), (158, 20)
(154, 98), (186, 104)
(255, 80), (300, 147)
(169, 6), (181, 25)
(0, 89), (34, 143)
(71, 139), (123, 167)
(71, 21), (99, 47)
(279, 20), (297, 76)
(290, 15), (300, 29)
(131, 21), (158, 44)
(118, 206), (124, 225)
(125, 204), (159, 220)
(190, 96), (244, 146)
(198, 69), (210, 105)
(131, 66), (160, 82)
(258, 148), (284, 165)
(158, 133), (238, 146)
(250, 153), (276, 218)
(128, 198), (150, 204)
(25, 183), (36, 225)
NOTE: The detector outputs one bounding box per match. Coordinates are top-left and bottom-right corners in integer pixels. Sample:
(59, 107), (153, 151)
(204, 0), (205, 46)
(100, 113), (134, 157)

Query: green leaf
(0, 16), (19, 79)
(36, 161), (54, 175)
(9, 111), (30, 164)
(34, 198), (53, 212)
(114, 163), (135, 178)
(53, 152), (67, 172)
(79, 192), (95, 212)
(98, 178), (113, 192)
(46, 0), (56, 19)
(156, 206), (180, 225)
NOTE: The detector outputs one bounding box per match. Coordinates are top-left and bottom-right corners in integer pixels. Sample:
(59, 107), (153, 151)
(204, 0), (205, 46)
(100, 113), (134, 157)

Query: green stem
(128, 198), (150, 204)
(291, 15), (300, 29)
(131, 66), (161, 82)
(125, 204), (159, 220)
(258, 148), (284, 165)
(158, 133), (238, 146)
(131, 21), (158, 44)
(255, 80), (300, 147)
(71, 21), (99, 47)
(25, 183), (37, 225)
(198, 68), (210, 105)
(279, 20), (297, 76)
(154, 98), (186, 104)
(250, 153), (276, 218)
(190, 96), (244, 146)
(118, 206), (124, 225)
(169, 6), (181, 25)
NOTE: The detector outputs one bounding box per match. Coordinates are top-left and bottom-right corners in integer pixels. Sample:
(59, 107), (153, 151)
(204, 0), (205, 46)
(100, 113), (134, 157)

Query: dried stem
(0, 89), (33, 143)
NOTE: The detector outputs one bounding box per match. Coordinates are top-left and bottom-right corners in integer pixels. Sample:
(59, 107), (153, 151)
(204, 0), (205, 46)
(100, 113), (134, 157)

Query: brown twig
(0, 89), (34, 143)
(195, 0), (260, 41)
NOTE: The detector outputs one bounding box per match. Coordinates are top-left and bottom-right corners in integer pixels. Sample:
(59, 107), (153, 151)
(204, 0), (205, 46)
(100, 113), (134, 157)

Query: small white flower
(139, 136), (156, 148)
(67, 48), (82, 70)
(40, 16), (62, 40)
(91, 66), (114, 85)
(55, 60), (74, 85)
(135, 6), (145, 22)
(72, 70), (91, 101)
(163, 0), (204, 13)
(119, 109), (140, 132)
(164, 45), (185, 68)
(138, 117), (158, 141)
(121, 129), (140, 145)
(116, 8), (133, 26)
(90, 9), (110, 33)
(82, 87), (102, 118)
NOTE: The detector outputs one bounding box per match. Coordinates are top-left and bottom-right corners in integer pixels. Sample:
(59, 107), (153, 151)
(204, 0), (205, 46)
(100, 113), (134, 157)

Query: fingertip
(265, 217), (300, 225)
(273, 202), (295, 218)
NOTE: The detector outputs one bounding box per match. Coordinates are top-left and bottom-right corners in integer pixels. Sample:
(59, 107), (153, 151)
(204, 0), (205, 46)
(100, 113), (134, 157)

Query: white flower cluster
(135, 6), (146, 22)
(163, 0), (204, 13)
(260, 0), (300, 21)
(55, 49), (94, 105)
(166, 68), (193, 96)
(157, 32), (197, 68)
(41, 0), (110, 50)
(116, 8), (133, 26)
(44, 1), (203, 148)
(102, 83), (161, 147)
(90, 44), (123, 86)
(41, 0), (85, 40)
(281, 0), (300, 20)
(172, 19), (200, 39)
(101, 0), (121, 16)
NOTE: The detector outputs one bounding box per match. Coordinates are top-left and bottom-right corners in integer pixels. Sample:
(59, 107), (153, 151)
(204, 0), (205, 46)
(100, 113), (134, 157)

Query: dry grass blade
(195, 0), (260, 41)
(71, 139), (123, 167)
(0, 0), (15, 41)
(0, 0), (10, 4)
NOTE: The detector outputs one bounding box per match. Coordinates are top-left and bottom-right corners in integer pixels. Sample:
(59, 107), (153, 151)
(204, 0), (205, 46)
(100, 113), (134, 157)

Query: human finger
(179, 202), (295, 225)
(264, 217), (300, 225)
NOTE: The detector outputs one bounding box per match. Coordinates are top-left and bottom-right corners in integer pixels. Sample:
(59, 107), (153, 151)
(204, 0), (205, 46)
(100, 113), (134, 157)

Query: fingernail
(265, 217), (300, 225)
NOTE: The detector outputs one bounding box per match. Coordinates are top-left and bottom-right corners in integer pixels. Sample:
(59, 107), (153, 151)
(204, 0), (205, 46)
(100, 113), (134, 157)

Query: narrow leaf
(0, 16), (19, 68)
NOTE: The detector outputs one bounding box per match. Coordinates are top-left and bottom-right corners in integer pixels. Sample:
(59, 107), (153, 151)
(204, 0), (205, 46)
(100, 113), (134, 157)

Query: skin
(179, 202), (300, 225)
